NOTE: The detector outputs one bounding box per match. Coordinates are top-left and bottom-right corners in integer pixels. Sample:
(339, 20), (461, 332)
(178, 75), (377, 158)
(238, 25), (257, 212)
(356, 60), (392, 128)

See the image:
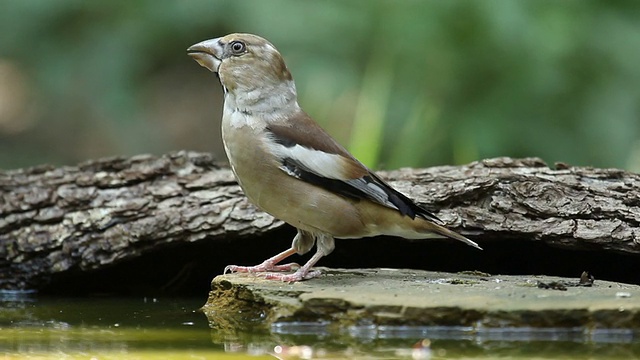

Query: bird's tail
(421, 219), (482, 250)
(363, 203), (482, 250)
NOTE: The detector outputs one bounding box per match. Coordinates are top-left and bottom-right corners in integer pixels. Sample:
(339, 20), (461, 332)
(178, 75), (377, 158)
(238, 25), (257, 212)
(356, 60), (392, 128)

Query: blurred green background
(1, 0), (639, 171)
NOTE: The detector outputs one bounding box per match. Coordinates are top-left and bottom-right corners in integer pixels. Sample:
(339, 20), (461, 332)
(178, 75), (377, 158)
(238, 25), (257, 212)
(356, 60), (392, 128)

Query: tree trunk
(1, 152), (638, 290)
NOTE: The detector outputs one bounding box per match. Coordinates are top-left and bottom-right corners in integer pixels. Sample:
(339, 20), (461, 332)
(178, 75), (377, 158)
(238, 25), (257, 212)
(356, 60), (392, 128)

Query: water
(1, 294), (638, 359)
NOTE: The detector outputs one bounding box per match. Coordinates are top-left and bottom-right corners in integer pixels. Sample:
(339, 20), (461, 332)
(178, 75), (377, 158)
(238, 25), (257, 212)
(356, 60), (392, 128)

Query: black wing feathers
(364, 172), (442, 223)
(281, 158), (364, 200)
(266, 124), (442, 224)
(280, 154), (442, 224)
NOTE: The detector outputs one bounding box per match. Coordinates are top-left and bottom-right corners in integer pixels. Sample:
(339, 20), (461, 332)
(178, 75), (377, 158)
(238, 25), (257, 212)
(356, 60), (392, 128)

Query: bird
(187, 33), (481, 282)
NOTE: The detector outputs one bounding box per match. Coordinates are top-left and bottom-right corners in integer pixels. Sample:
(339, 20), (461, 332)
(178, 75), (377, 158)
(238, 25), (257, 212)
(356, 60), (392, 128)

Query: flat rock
(202, 268), (640, 336)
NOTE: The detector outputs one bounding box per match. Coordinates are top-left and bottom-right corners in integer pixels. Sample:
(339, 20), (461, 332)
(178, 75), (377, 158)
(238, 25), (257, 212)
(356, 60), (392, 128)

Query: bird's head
(188, 33), (294, 99)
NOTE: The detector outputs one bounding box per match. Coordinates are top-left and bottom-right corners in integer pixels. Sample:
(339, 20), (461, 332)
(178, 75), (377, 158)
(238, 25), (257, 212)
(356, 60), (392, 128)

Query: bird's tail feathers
(416, 219), (482, 250)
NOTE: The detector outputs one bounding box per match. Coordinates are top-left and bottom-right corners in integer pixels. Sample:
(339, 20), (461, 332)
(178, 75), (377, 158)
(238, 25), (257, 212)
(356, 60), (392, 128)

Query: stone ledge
(201, 268), (640, 335)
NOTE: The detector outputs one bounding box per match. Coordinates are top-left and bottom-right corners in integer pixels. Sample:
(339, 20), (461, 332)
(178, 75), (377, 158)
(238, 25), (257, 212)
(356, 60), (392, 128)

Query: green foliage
(0, 0), (639, 171)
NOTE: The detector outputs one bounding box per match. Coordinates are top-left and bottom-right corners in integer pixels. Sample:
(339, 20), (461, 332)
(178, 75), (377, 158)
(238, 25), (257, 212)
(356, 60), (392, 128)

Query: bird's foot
(224, 262), (300, 274)
(223, 246), (325, 282)
(263, 268), (322, 282)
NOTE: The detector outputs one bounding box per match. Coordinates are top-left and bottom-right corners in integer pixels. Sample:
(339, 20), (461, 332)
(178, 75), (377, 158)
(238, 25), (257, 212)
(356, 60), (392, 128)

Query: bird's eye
(230, 41), (246, 54)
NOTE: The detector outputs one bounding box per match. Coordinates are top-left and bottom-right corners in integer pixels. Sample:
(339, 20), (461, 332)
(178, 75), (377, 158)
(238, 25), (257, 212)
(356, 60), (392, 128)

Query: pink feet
(223, 246), (326, 282)
(263, 268), (322, 282)
(224, 262), (300, 274)
(224, 262), (322, 282)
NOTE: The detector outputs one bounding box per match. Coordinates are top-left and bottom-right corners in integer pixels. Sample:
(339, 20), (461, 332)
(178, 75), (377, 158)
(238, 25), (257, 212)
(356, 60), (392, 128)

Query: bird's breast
(220, 109), (368, 238)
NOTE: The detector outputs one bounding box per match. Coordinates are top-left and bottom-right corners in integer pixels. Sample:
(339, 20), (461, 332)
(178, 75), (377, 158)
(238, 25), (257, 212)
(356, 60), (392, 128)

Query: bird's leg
(224, 247), (299, 274)
(263, 233), (335, 282)
(223, 229), (315, 274)
(263, 247), (325, 281)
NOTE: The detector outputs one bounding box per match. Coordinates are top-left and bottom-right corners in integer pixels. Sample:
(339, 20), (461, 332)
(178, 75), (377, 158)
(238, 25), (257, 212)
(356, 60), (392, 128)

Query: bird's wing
(265, 113), (442, 223)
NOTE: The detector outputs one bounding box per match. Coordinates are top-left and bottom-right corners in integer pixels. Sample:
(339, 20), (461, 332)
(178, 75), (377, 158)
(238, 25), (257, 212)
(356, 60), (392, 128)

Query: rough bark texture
(385, 157), (640, 254)
(0, 152), (281, 290)
(1, 152), (639, 290)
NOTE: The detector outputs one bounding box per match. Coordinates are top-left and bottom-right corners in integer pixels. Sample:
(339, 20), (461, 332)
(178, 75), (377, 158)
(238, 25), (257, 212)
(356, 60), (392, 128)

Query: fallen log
(0, 152), (638, 290)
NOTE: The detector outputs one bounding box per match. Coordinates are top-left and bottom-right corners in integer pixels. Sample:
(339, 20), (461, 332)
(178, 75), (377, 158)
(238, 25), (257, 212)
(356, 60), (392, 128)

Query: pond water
(1, 294), (638, 359)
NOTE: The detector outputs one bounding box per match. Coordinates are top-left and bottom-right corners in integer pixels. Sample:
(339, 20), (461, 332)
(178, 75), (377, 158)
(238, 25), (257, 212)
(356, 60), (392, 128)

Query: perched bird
(187, 33), (481, 282)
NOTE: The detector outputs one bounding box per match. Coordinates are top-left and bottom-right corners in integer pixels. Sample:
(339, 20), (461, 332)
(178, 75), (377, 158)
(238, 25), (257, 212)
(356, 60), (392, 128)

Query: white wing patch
(264, 131), (439, 220)
(269, 142), (351, 180)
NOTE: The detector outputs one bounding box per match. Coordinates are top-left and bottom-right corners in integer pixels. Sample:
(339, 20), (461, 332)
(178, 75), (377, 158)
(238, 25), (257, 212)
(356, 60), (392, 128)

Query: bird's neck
(224, 80), (299, 118)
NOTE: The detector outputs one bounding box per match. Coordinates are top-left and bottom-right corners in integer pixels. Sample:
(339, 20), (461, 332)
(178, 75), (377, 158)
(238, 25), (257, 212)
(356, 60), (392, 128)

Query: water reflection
(1, 294), (638, 359)
(0, 293), (218, 359)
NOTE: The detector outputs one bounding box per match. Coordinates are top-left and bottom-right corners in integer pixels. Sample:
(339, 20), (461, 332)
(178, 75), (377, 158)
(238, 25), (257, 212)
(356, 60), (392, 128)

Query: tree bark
(1, 152), (638, 290)
(0, 152), (280, 290)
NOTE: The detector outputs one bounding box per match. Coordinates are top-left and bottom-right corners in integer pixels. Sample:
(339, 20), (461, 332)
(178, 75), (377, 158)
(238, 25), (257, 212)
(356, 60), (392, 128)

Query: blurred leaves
(0, 0), (639, 171)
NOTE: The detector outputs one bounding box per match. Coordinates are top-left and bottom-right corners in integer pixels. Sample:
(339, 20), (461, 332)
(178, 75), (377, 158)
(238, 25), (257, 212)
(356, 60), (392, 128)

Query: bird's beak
(187, 38), (223, 73)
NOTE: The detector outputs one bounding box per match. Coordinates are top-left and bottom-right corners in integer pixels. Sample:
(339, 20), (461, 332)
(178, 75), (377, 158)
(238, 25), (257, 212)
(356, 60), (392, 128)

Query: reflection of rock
(202, 268), (640, 335)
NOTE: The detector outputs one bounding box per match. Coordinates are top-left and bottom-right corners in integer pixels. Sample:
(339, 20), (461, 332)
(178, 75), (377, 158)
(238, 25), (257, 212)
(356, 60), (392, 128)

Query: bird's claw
(263, 269), (322, 282)
(223, 262), (301, 275)
(223, 262), (319, 282)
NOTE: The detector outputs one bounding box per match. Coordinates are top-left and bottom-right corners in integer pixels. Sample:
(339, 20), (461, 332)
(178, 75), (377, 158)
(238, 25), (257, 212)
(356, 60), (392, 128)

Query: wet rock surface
(202, 268), (640, 335)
